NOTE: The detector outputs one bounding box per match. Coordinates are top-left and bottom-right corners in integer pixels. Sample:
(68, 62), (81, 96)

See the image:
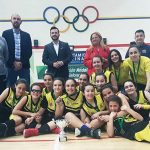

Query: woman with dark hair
(0, 79), (28, 138)
(84, 32), (110, 76)
(42, 72), (54, 97)
(106, 95), (150, 142)
(123, 80), (150, 120)
(77, 72), (89, 92)
(124, 46), (150, 91)
(108, 49), (130, 90)
(90, 55), (118, 92)
(0, 78), (28, 123)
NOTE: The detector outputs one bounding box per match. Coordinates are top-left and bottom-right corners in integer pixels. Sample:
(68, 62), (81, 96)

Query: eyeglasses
(31, 89), (41, 93)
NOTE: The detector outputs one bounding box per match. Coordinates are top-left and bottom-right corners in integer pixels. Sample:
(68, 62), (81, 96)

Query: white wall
(1, 0), (150, 46)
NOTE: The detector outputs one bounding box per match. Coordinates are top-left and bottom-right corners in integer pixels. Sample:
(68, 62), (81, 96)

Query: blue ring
(62, 6), (80, 24)
(72, 15), (89, 32)
(43, 6), (60, 24)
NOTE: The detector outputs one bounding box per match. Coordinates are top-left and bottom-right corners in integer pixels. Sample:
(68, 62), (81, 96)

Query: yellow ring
(53, 15), (70, 33)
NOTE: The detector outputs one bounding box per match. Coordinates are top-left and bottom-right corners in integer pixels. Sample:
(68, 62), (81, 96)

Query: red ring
(82, 6), (99, 23)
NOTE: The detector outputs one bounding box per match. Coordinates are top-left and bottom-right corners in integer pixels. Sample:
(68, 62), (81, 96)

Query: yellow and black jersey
(22, 95), (43, 113)
(90, 70), (112, 85)
(44, 92), (56, 113)
(2, 87), (27, 110)
(124, 56), (150, 85)
(128, 90), (150, 120)
(42, 87), (50, 97)
(82, 94), (105, 117)
(76, 86), (80, 91)
(61, 91), (83, 114)
(76, 85), (84, 92)
(109, 61), (130, 85)
(137, 91), (150, 105)
(113, 115), (149, 141)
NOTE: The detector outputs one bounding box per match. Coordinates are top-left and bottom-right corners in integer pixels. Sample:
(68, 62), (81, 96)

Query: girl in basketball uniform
(100, 83), (129, 116)
(0, 78), (28, 123)
(106, 95), (150, 142)
(123, 80), (150, 120)
(95, 72), (107, 94)
(80, 83), (106, 127)
(77, 72), (89, 92)
(0, 82), (42, 138)
(65, 83), (105, 139)
(23, 78), (83, 138)
(42, 72), (54, 97)
(124, 46), (150, 91)
(12, 83), (43, 128)
(108, 49), (130, 91)
(90, 55), (118, 92)
(23, 78), (65, 138)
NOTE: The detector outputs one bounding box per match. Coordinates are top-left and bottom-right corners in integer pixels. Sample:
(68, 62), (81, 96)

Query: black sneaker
(89, 129), (101, 139)
(0, 123), (8, 138)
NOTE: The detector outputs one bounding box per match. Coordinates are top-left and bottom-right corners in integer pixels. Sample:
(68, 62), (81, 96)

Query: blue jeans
(7, 68), (30, 88)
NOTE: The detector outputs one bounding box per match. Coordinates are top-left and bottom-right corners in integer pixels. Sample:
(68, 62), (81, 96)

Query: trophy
(55, 119), (69, 142)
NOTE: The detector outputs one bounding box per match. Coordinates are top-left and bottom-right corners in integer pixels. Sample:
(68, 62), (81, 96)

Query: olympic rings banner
(43, 6), (99, 32)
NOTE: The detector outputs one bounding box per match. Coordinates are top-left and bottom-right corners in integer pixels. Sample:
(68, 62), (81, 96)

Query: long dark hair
(11, 78), (28, 92)
(108, 49), (122, 70)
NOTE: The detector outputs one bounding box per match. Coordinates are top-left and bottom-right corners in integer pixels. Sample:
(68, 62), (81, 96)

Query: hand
(121, 105), (130, 112)
(57, 61), (64, 67)
(134, 104), (143, 110)
(99, 115), (110, 122)
(109, 112), (117, 119)
(56, 96), (63, 105)
(91, 112), (100, 120)
(30, 112), (37, 117)
(13, 61), (22, 71)
(25, 117), (34, 125)
(53, 62), (60, 68)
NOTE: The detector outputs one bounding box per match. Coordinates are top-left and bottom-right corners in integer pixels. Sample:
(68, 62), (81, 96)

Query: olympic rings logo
(43, 6), (99, 33)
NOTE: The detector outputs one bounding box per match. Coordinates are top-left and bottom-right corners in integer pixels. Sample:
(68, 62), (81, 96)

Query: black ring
(72, 15), (89, 32)
(43, 6), (60, 24)
(62, 6), (80, 24)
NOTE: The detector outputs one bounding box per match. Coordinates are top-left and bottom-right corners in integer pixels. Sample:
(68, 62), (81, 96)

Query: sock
(38, 124), (51, 134)
(80, 125), (91, 135)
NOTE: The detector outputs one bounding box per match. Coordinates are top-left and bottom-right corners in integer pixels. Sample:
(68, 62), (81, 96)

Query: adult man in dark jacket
(42, 26), (72, 80)
(125, 29), (150, 58)
(2, 14), (32, 87)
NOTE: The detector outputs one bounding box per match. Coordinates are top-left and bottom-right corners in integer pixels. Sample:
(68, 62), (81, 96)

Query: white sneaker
(75, 128), (81, 137)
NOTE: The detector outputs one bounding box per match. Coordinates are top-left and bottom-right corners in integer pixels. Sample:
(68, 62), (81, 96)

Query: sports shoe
(51, 127), (61, 134)
(75, 128), (81, 137)
(89, 129), (101, 139)
(23, 128), (39, 138)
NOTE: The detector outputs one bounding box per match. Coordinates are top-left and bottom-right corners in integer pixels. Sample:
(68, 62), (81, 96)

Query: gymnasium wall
(1, 0), (150, 82)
